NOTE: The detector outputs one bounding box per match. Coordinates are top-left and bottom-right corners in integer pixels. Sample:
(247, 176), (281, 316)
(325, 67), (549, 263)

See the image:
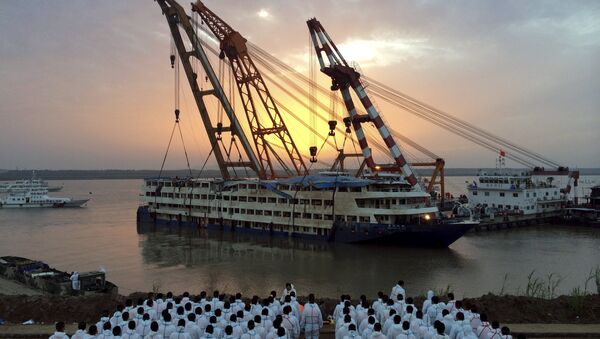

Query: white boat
(0, 178), (63, 193)
(467, 168), (567, 217)
(0, 187), (89, 208)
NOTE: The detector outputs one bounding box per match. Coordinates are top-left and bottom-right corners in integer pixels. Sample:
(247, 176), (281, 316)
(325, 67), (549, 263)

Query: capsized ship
(138, 0), (476, 247)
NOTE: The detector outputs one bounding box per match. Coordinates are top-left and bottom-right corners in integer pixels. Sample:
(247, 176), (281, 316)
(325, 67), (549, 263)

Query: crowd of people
(49, 282), (522, 339)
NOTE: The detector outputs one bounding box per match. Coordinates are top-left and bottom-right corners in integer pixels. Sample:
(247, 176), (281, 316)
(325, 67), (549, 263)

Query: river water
(0, 178), (598, 298)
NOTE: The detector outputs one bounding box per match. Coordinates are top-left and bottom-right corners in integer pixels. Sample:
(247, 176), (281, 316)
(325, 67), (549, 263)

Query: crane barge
(137, 0), (479, 247)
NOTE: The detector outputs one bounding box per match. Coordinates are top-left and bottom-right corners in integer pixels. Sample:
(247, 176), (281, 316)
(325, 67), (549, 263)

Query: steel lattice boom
(192, 1), (308, 179)
(307, 18), (420, 187)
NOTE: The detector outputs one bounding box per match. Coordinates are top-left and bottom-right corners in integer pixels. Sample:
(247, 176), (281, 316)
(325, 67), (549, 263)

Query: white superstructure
(0, 178), (63, 193)
(0, 187), (88, 208)
(467, 169), (566, 216)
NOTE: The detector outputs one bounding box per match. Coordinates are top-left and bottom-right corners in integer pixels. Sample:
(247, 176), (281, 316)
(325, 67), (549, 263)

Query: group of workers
(49, 282), (521, 339)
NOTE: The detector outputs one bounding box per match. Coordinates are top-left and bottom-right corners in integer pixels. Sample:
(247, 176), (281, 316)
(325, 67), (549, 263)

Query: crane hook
(170, 54), (176, 68)
(309, 146), (318, 163)
(174, 109), (180, 123)
(328, 120), (337, 136)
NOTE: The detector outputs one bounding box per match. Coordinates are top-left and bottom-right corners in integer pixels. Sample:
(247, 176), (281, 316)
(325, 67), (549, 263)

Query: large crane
(191, 1), (308, 179)
(307, 18), (420, 188)
(155, 0), (262, 179)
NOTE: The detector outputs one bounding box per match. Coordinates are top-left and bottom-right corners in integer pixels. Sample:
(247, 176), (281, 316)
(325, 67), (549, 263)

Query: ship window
(301, 199), (309, 204)
(248, 210), (255, 215)
(231, 196), (238, 201)
(513, 193), (518, 197)
(506, 205), (511, 209)
(533, 193), (537, 197)
(526, 193), (530, 197)
(338, 187), (348, 192)
(498, 204), (503, 209)
(324, 200), (333, 207)
(514, 206), (519, 210)
(248, 196), (256, 202)
(546, 192), (549, 196)
(208, 195), (215, 199)
(348, 216), (357, 222)
(201, 194), (207, 199)
(249, 184), (257, 189)
(324, 214), (333, 220)
(303, 213), (311, 219)
(239, 196), (247, 202)
(240, 184), (247, 189)
(294, 212), (301, 218)
(278, 198), (287, 204)
(268, 197), (276, 203)
(273, 211), (281, 217)
(258, 197), (266, 203)
(241, 209), (246, 214)
(484, 192), (489, 196)
(146, 192), (151, 196)
(235, 208), (240, 213)
(351, 187), (361, 192)
(472, 191), (478, 196)
(283, 211), (291, 217)
(313, 214), (322, 220)
(311, 199), (322, 206)
(279, 185), (289, 190)
(359, 216), (370, 222)
(256, 210), (263, 215)
(499, 192), (505, 197)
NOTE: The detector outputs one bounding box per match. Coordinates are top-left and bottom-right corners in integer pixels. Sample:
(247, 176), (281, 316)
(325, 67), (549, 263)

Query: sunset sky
(1, 0), (598, 171)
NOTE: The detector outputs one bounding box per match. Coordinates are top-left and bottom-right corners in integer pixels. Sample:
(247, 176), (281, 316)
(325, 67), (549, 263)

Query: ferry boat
(467, 168), (567, 217)
(137, 172), (476, 247)
(0, 187), (89, 208)
(0, 178), (63, 193)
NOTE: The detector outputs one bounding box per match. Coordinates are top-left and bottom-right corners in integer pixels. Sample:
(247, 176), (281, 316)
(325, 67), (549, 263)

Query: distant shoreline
(1, 168), (599, 180)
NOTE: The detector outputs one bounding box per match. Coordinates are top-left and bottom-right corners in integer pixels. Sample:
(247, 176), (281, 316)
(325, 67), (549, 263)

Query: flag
(499, 150), (506, 157)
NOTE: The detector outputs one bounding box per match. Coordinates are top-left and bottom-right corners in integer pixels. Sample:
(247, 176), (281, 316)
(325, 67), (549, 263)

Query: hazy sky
(1, 0), (598, 170)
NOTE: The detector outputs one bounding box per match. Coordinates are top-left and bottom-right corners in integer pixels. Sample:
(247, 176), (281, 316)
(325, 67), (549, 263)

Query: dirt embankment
(0, 293), (598, 325)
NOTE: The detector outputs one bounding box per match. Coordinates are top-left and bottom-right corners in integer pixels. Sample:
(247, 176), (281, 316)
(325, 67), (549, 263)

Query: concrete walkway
(1, 323), (600, 338)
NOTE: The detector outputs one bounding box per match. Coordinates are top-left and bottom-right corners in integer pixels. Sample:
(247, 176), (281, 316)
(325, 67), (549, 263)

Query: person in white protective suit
(336, 315), (354, 339)
(300, 294), (323, 339)
(434, 322), (450, 339)
(397, 321), (417, 339)
(390, 280), (406, 301)
(441, 310), (454, 335)
(169, 319), (191, 339)
(228, 315), (243, 338)
(495, 326), (513, 339)
(222, 326), (235, 339)
(97, 322), (113, 339)
(145, 322), (163, 339)
(484, 321), (501, 339)
(122, 321), (140, 339)
(427, 296), (443, 326)
(402, 305), (415, 325)
(475, 314), (491, 339)
(241, 321), (260, 339)
(200, 325), (216, 339)
(185, 314), (202, 339)
(207, 316), (223, 338)
(333, 295), (347, 323)
(468, 307), (481, 332)
(96, 310), (111, 332)
(275, 327), (288, 339)
(446, 294), (457, 314)
(159, 313), (177, 339)
(360, 316), (376, 338)
(71, 322), (87, 339)
(386, 315), (403, 339)
(111, 306), (125, 329)
(343, 324), (360, 339)
(449, 312), (476, 339)
(137, 314), (152, 337)
(355, 300), (369, 327)
(422, 291), (435, 315)
(358, 309), (375, 335)
(70, 272), (80, 292)
(261, 308), (274, 333)
(281, 305), (300, 339)
(382, 309), (397, 334)
(49, 321), (70, 339)
(112, 326), (123, 339)
(368, 323), (386, 339)
(282, 283), (297, 301)
(393, 295), (406, 317)
(410, 311), (428, 338)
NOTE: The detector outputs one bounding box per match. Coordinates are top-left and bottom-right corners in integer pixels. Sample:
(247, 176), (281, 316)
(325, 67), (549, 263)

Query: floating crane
(307, 18), (420, 187)
(155, 0), (261, 180)
(191, 1), (307, 179)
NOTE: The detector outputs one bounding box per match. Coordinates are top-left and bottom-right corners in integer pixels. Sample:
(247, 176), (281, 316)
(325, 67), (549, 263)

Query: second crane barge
(137, 0), (476, 247)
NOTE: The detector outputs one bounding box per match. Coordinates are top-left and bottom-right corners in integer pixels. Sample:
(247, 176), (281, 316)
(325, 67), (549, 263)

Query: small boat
(0, 187), (89, 208)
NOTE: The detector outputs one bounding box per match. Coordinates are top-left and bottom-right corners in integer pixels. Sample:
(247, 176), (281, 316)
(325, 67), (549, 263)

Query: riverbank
(0, 291), (598, 325)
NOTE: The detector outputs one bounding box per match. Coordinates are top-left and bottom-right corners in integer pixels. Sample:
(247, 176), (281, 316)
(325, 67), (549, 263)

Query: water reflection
(136, 221), (470, 297)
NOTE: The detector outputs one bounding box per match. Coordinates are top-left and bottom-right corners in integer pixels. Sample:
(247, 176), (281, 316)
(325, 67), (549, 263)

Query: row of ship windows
(473, 191), (558, 197)
(482, 202), (559, 210)
(146, 192), (426, 208)
(150, 203), (373, 222)
(147, 192), (333, 205)
(146, 181), (411, 193)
